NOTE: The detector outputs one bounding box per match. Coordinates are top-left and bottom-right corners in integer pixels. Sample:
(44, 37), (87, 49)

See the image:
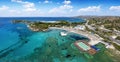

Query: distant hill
(76, 16), (120, 20)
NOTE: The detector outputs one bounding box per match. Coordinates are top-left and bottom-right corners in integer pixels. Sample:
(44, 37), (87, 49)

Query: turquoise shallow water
(0, 29), (19, 51)
(0, 29), (113, 62)
(1, 29), (89, 61)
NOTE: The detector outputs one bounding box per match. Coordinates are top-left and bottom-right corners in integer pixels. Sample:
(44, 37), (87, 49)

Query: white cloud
(43, 0), (52, 4)
(0, 5), (9, 11)
(22, 3), (37, 12)
(2, 0), (44, 17)
(63, 0), (71, 5)
(23, 2), (37, 12)
(9, 10), (20, 13)
(78, 6), (101, 12)
(49, 5), (73, 13)
(11, 0), (37, 12)
(60, 5), (73, 9)
(11, 0), (23, 3)
(109, 6), (120, 11)
(23, 2), (34, 8)
(44, 0), (49, 3)
(49, 0), (73, 15)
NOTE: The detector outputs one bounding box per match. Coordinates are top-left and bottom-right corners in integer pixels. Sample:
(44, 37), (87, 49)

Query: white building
(74, 25), (86, 30)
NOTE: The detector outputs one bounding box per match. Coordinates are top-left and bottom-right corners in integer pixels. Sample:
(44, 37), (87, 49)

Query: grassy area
(88, 17), (120, 31)
(112, 43), (120, 51)
(107, 49), (120, 62)
(116, 36), (120, 40)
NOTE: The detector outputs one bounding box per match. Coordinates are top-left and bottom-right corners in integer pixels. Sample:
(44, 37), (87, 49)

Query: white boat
(60, 32), (67, 36)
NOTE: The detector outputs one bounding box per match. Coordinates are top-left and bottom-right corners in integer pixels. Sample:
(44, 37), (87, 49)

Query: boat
(60, 32), (67, 36)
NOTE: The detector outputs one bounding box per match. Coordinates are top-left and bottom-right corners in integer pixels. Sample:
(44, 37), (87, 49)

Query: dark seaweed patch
(65, 54), (72, 58)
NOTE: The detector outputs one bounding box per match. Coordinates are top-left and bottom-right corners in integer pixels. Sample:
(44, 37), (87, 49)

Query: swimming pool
(78, 42), (90, 51)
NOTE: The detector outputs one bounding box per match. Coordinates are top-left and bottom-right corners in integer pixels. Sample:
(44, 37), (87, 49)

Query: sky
(0, 0), (120, 17)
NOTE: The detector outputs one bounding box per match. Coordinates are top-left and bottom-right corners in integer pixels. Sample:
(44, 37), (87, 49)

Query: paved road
(109, 37), (120, 45)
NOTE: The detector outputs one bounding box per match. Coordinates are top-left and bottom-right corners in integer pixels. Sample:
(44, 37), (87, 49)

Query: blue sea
(0, 17), (113, 62)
